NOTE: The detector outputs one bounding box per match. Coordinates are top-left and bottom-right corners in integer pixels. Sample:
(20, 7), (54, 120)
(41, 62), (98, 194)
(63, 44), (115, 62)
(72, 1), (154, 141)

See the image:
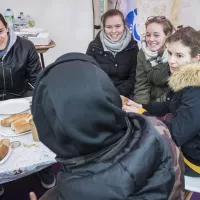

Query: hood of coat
(31, 53), (127, 159)
(168, 63), (200, 92)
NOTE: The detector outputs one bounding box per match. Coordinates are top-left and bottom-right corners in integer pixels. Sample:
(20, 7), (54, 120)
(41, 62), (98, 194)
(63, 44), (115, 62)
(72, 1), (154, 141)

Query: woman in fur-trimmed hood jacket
(124, 27), (200, 177)
(142, 63), (200, 176)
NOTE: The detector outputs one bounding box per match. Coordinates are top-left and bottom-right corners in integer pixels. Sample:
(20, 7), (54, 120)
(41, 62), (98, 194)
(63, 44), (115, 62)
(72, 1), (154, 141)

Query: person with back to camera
(30, 52), (184, 200)
(134, 16), (175, 104)
(87, 9), (139, 98)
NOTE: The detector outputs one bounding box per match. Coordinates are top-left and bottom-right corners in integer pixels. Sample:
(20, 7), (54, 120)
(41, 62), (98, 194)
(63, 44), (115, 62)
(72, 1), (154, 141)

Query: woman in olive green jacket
(134, 16), (174, 104)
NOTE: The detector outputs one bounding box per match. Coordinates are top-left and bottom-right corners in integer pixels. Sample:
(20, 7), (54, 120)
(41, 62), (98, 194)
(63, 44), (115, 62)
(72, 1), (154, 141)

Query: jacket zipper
(1, 61), (5, 89)
(9, 68), (13, 87)
(1, 61), (5, 100)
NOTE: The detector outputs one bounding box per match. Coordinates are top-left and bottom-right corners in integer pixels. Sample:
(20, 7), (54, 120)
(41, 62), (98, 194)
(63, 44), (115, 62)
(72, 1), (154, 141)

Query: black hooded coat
(32, 53), (177, 200)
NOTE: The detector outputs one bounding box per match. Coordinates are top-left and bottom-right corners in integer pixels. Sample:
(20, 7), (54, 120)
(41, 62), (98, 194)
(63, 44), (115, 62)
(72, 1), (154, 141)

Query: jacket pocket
(92, 46), (104, 56)
(9, 68), (14, 88)
(3, 66), (14, 89)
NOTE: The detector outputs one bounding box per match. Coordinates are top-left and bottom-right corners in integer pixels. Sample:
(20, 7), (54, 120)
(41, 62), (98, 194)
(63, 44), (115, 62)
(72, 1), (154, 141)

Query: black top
(86, 32), (139, 97)
(0, 37), (41, 100)
(32, 53), (177, 200)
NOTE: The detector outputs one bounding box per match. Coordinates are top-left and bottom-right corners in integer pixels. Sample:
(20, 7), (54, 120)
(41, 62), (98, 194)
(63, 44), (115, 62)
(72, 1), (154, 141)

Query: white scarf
(141, 35), (168, 67)
(100, 29), (132, 56)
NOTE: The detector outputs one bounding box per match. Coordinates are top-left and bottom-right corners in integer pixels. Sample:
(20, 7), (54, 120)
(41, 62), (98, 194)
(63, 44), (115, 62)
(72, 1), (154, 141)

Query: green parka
(134, 49), (169, 104)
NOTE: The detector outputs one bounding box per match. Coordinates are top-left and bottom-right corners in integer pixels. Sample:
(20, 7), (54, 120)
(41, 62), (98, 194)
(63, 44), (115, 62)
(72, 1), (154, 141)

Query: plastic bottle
(13, 16), (23, 31)
(18, 12), (29, 28)
(4, 8), (14, 28)
(19, 12), (25, 20)
(26, 15), (35, 27)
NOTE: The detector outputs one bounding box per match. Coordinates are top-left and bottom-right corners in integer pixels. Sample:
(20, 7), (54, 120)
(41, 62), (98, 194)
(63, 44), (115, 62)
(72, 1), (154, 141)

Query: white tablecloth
(185, 176), (200, 193)
(0, 98), (56, 184)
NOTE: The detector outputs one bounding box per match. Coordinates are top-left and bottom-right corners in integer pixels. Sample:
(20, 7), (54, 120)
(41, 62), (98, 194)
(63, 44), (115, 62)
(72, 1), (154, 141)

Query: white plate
(0, 146), (12, 165)
(0, 124), (31, 137)
(0, 98), (30, 115)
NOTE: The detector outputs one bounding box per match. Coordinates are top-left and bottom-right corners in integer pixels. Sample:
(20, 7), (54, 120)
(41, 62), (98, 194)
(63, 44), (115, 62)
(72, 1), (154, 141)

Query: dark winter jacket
(134, 49), (169, 104)
(143, 63), (200, 165)
(0, 29), (41, 100)
(86, 32), (138, 97)
(32, 53), (183, 200)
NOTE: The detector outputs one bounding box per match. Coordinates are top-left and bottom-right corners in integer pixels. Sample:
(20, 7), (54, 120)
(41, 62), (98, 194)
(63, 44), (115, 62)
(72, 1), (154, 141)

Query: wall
(0, 0), (93, 66)
(0, 0), (200, 66)
(180, 0), (200, 30)
(136, 0), (180, 35)
(136, 0), (200, 35)
(106, 0), (200, 37)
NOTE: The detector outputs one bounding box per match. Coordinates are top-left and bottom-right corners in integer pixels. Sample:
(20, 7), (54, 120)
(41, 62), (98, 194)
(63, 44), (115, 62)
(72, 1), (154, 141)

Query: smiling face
(167, 41), (199, 73)
(146, 22), (166, 52)
(0, 20), (8, 50)
(104, 15), (125, 41)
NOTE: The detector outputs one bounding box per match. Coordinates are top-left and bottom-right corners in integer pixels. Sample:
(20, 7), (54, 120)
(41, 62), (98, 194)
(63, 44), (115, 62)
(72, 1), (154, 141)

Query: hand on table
(29, 192), (37, 200)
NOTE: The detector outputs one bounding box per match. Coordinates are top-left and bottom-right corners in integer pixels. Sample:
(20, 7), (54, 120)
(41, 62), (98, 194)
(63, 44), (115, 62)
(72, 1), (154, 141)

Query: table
(35, 40), (56, 69)
(185, 176), (200, 192)
(0, 98), (56, 184)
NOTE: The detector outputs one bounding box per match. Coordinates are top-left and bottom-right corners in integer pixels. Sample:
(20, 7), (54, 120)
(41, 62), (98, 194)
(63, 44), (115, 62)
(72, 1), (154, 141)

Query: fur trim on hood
(169, 62), (200, 92)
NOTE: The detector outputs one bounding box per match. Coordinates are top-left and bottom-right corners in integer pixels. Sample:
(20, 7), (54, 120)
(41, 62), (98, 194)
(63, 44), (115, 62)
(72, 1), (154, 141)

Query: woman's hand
(29, 192), (37, 200)
(126, 99), (142, 108)
(123, 99), (142, 113)
(123, 104), (140, 113)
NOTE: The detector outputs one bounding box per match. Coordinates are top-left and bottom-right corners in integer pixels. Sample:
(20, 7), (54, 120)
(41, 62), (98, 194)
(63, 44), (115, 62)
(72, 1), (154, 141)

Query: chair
(185, 176), (200, 200)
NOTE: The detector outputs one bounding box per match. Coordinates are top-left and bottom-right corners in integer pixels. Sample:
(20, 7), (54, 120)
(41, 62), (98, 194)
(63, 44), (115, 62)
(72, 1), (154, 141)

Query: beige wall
(137, 0), (200, 35)
(107, 0), (200, 36)
(136, 0), (180, 35)
(180, 0), (200, 30)
(136, 0), (200, 33)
